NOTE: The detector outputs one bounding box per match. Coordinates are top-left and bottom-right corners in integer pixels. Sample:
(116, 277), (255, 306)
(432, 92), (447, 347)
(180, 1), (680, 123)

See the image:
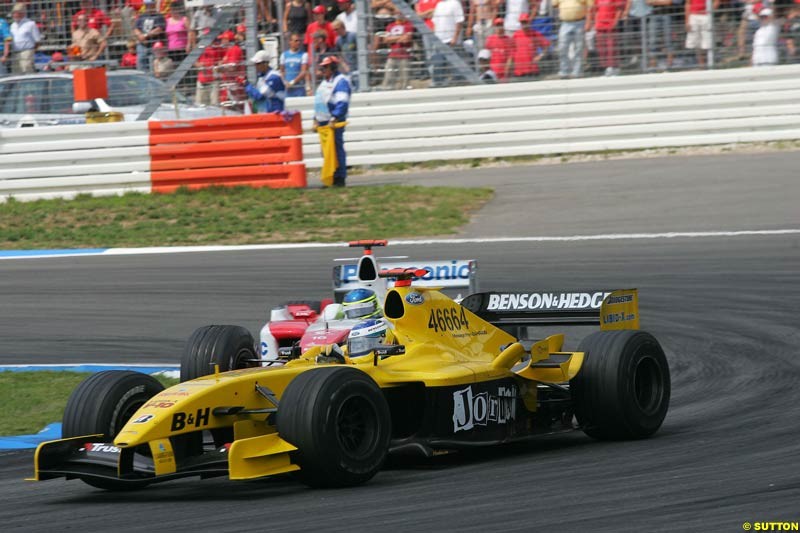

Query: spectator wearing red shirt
(71, 0), (114, 39)
(485, 17), (513, 81)
(304, 6), (336, 48)
(685, 0), (720, 66)
(219, 31), (245, 108)
(591, 0), (624, 75)
(121, 39), (138, 68)
(511, 13), (549, 78)
(381, 11), (413, 90)
(195, 39), (224, 105)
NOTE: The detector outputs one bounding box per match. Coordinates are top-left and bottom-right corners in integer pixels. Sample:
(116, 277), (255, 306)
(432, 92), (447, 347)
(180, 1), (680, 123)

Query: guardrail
(292, 65), (800, 168)
(0, 113), (306, 202)
(1, 65), (799, 201)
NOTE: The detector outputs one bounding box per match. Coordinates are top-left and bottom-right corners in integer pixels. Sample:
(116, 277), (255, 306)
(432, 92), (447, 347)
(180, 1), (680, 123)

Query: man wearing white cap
(752, 8), (779, 66)
(239, 50), (286, 112)
(10, 3), (41, 74)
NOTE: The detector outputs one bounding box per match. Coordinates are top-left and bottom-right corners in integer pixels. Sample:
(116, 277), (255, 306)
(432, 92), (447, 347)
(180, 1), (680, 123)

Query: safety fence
(295, 64), (800, 168)
(0, 112), (306, 201)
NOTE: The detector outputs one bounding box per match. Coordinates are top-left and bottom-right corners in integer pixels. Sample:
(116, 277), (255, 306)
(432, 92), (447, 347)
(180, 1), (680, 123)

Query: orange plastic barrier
(148, 113), (306, 191)
(73, 68), (109, 101)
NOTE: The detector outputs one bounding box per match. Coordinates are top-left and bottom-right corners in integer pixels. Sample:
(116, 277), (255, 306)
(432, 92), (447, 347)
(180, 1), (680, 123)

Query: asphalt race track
(1, 152), (799, 531)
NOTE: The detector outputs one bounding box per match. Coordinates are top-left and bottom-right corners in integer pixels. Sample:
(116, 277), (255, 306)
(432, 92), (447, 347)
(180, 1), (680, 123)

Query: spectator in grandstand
(305, 5), (336, 48)
(416, 0), (440, 29)
(310, 28), (335, 75)
(151, 41), (174, 78)
(1, 14), (11, 76)
(466, 0), (499, 52)
(592, 0), (624, 75)
(380, 10), (413, 90)
(10, 3), (41, 74)
(135, 0), (166, 72)
(194, 35), (223, 105)
(45, 51), (66, 71)
(553, 0), (592, 78)
(336, 0), (357, 33)
(71, 13), (106, 62)
(645, 0), (675, 70)
(121, 39), (138, 67)
(332, 19), (358, 88)
(685, 0), (720, 66)
(785, 3), (800, 60)
(240, 49), (286, 112)
(320, 0), (342, 21)
(281, 32), (310, 96)
(738, 0), (763, 60)
(313, 55), (351, 186)
(71, 0), (115, 40)
(218, 30), (245, 106)
(431, 0), (465, 85)
(621, 0), (651, 68)
(284, 0), (311, 38)
(258, 0), (277, 30)
(189, 5), (216, 50)
(165, 3), (189, 64)
(505, 0), (530, 34)
(477, 48), (498, 81)
(485, 16), (513, 80)
(511, 12), (549, 78)
(752, 7), (779, 64)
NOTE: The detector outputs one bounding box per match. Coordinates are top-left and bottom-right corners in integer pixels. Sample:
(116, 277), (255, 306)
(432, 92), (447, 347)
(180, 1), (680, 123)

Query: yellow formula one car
(31, 269), (670, 490)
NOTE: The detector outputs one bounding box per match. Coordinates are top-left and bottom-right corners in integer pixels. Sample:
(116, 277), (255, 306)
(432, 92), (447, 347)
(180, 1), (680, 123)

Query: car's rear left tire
(276, 367), (391, 488)
(570, 330), (670, 440)
(62, 370), (164, 490)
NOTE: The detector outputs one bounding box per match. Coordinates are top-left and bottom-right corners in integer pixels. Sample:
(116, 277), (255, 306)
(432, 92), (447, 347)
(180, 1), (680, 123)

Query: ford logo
(405, 292), (424, 305)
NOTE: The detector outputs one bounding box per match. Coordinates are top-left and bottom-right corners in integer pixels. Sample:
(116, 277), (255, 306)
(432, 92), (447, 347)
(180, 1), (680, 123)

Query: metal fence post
(245, 0), (257, 83)
(707, 0), (715, 68)
(356, 0), (370, 91)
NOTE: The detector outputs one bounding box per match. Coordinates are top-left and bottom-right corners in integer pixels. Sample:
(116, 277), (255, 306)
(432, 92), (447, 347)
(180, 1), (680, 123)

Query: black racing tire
(62, 370), (164, 491)
(570, 330), (671, 440)
(276, 367), (391, 488)
(180, 325), (257, 382)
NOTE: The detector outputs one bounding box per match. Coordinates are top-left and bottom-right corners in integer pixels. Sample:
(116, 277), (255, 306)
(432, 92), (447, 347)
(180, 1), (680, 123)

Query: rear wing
(459, 289), (639, 334)
(333, 259), (478, 301)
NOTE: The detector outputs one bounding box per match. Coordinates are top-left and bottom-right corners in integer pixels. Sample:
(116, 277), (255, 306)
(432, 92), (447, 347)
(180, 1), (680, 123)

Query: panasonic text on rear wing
(333, 260), (478, 293)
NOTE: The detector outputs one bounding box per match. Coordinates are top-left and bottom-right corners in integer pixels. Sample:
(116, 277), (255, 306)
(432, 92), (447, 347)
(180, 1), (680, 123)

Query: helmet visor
(348, 334), (383, 357)
(343, 299), (378, 319)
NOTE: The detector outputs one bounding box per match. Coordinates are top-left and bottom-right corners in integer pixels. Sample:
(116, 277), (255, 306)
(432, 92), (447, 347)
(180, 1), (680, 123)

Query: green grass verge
(0, 372), (179, 436)
(0, 185), (493, 249)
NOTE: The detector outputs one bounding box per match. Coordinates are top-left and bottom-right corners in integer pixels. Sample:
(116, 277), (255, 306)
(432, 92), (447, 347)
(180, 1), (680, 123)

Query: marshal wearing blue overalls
(242, 50), (286, 113)
(313, 56), (351, 187)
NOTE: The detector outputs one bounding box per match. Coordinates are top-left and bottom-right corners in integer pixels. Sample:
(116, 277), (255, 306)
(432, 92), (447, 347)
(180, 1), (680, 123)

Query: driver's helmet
(347, 318), (389, 357)
(342, 288), (381, 320)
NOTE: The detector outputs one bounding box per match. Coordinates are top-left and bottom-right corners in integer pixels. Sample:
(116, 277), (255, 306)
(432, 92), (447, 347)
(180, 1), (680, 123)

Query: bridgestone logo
(485, 292), (610, 311)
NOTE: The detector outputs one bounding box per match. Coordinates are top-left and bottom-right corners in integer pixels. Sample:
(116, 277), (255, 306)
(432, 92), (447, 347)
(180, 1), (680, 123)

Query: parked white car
(0, 70), (235, 128)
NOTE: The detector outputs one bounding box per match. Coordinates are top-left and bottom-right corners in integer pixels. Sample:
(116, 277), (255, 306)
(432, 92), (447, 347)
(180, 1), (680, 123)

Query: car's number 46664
(428, 306), (470, 333)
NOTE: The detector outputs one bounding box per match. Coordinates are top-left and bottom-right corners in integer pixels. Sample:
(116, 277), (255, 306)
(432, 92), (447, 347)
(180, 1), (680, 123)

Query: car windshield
(106, 74), (190, 107)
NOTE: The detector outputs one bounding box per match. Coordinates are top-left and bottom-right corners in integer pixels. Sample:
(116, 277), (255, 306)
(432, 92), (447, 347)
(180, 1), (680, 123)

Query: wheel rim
(231, 347), (255, 370)
(335, 395), (379, 459)
(633, 355), (664, 416)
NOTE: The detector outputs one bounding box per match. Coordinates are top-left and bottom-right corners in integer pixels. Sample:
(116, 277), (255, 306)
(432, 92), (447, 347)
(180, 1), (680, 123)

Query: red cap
(312, 5), (325, 14)
(152, 41), (164, 49)
(51, 51), (64, 61)
(320, 55), (339, 67)
(493, 17), (504, 26)
(236, 23), (246, 33)
(219, 30), (235, 41)
(337, 0), (351, 3)
(519, 13), (530, 22)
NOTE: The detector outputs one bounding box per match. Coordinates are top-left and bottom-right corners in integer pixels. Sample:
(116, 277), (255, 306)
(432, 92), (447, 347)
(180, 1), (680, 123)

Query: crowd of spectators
(1, 0), (799, 100)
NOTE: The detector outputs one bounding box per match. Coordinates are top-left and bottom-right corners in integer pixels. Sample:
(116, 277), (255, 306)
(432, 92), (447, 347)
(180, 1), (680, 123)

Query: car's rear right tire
(276, 367), (391, 488)
(570, 330), (671, 440)
(180, 325), (257, 382)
